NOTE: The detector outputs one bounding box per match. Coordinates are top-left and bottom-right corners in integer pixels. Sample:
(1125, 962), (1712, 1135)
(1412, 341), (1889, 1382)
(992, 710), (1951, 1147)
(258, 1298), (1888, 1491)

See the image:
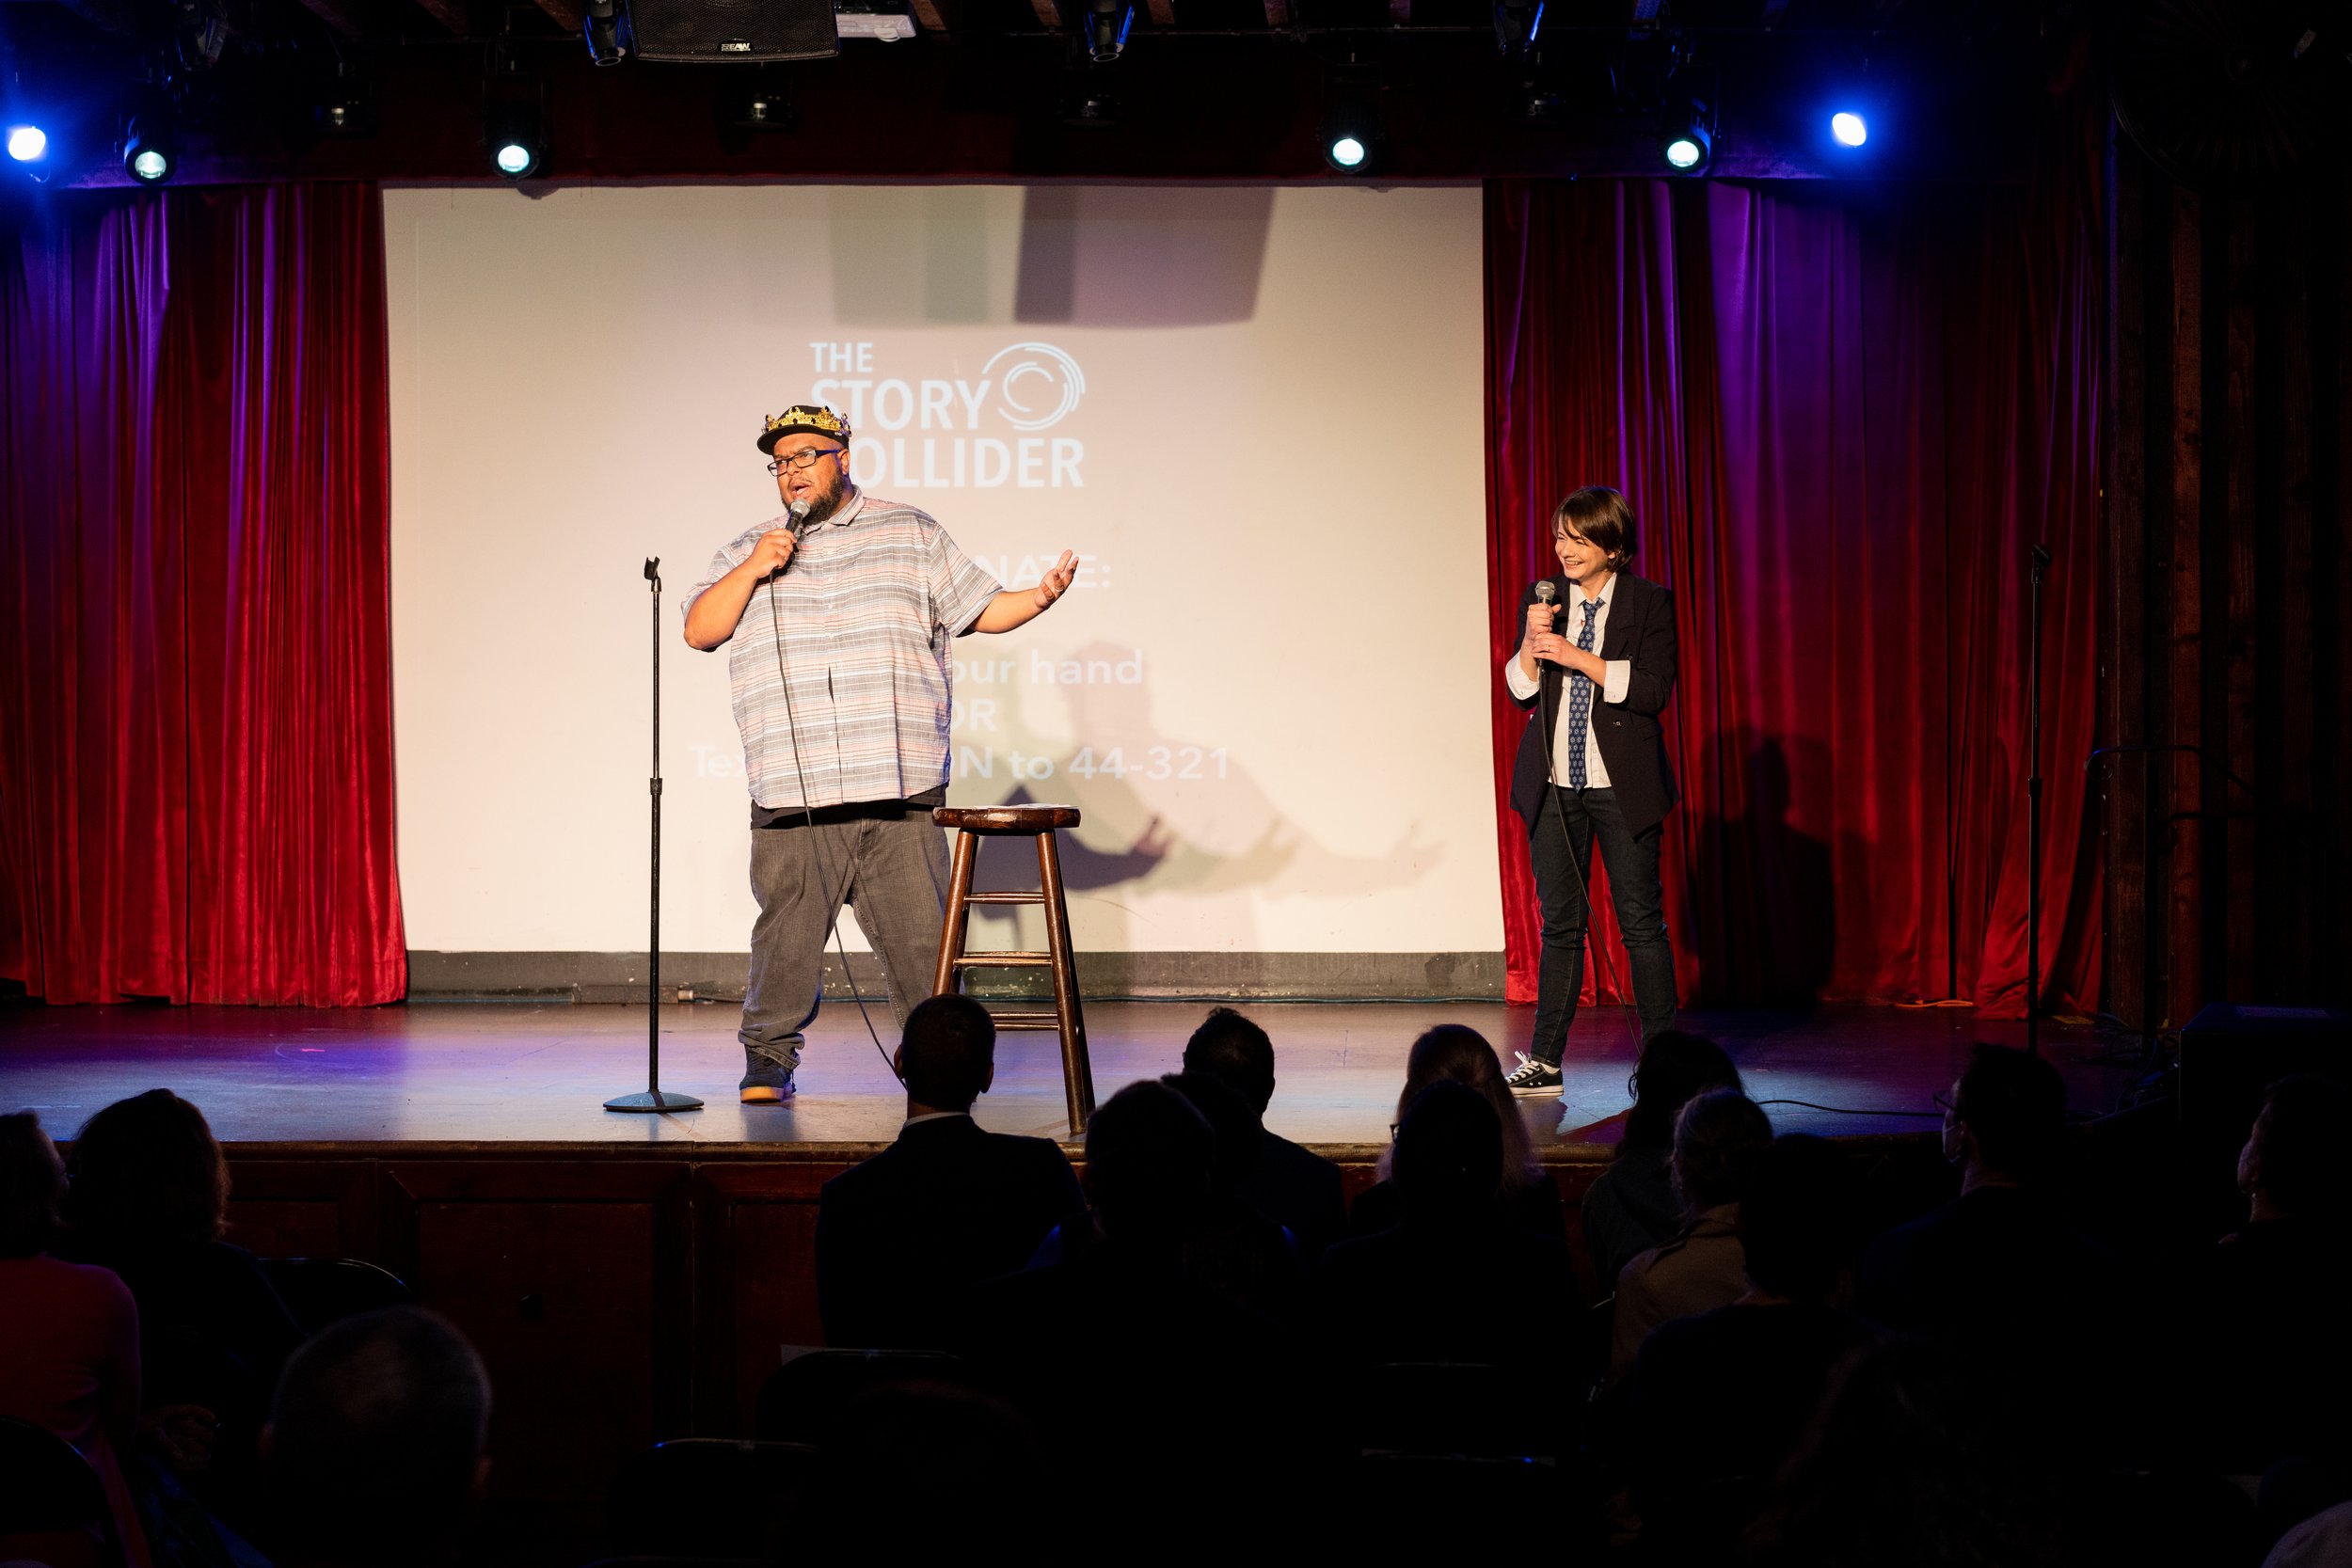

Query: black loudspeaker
(626, 0), (837, 63)
(2178, 1002), (2350, 1150)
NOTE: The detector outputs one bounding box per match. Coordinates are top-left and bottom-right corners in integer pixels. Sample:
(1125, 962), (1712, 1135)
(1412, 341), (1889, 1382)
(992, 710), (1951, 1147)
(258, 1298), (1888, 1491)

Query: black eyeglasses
(1932, 1089), (1958, 1115)
(766, 447), (843, 475)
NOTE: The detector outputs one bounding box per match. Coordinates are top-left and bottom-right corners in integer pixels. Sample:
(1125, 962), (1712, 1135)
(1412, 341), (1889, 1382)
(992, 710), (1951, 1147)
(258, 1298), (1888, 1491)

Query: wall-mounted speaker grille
(627, 0), (838, 63)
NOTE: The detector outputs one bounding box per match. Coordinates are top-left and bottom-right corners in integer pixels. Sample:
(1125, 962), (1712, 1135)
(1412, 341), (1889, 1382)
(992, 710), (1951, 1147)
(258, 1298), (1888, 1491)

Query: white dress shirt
(1502, 575), (1633, 790)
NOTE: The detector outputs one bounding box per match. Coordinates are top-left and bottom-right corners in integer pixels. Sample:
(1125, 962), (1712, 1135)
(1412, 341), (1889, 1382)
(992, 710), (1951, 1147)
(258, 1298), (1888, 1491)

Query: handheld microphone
(1534, 580), (1556, 607)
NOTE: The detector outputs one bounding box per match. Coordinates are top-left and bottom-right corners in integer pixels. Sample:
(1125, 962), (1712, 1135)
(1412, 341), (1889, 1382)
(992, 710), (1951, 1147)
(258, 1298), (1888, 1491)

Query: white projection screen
(384, 183), (1501, 978)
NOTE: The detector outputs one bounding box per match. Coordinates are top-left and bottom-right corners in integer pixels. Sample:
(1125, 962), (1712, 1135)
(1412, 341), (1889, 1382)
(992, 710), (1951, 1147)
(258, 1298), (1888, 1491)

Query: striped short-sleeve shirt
(685, 492), (1001, 810)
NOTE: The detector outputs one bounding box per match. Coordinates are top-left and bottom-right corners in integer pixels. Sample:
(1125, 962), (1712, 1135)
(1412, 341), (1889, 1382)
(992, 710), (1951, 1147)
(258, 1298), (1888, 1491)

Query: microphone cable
(1530, 580), (1646, 1064)
(762, 505), (902, 1085)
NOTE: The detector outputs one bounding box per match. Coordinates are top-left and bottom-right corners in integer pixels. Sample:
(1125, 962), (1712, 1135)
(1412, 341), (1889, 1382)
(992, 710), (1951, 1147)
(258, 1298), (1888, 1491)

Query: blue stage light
(1664, 135), (1703, 171)
(1328, 135), (1366, 169)
(7, 124), (48, 163)
(1830, 111), (1867, 148)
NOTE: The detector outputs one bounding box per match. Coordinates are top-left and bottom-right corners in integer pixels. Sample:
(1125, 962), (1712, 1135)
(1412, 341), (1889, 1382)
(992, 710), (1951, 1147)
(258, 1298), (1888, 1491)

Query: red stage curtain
(1486, 144), (2104, 1017)
(1, 185), (405, 1006)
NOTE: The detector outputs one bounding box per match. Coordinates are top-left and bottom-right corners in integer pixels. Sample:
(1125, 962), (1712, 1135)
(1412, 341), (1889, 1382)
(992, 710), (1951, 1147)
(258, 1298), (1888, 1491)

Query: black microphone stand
(608, 557), (704, 1113)
(2026, 542), (2049, 1057)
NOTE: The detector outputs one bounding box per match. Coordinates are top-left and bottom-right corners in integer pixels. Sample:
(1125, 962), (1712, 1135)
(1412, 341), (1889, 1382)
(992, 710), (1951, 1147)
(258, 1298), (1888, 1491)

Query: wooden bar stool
(930, 804), (1098, 1133)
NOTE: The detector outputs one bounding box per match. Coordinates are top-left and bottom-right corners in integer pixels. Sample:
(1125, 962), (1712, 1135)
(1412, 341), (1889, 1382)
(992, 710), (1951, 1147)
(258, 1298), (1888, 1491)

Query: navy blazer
(1508, 569), (1679, 836)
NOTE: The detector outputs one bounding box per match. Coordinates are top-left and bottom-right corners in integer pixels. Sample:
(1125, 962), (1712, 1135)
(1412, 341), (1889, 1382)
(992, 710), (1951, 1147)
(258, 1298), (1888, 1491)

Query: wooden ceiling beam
(532, 0), (583, 33)
(296, 0), (368, 35)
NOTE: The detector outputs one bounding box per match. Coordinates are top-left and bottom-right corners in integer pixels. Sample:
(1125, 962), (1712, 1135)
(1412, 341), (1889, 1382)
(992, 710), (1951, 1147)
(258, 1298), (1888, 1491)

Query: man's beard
(803, 469), (850, 524)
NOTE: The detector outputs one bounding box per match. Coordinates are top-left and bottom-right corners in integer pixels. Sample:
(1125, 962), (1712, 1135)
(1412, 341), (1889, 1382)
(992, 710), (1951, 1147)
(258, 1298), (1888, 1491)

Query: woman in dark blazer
(1501, 486), (1679, 1093)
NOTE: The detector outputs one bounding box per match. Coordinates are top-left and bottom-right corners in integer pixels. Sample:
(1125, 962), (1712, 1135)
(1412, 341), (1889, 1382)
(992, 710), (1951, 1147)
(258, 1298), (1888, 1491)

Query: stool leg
(1035, 829), (1094, 1133)
(931, 830), (978, 998)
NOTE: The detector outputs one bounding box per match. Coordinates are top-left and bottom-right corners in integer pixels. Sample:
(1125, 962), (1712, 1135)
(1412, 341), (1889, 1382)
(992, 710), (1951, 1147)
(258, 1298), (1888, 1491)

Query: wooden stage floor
(0, 998), (2140, 1153)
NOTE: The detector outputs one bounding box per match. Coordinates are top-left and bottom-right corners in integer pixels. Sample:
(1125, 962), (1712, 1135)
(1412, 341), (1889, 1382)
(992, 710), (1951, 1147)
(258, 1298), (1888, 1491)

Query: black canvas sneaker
(1503, 1052), (1564, 1095)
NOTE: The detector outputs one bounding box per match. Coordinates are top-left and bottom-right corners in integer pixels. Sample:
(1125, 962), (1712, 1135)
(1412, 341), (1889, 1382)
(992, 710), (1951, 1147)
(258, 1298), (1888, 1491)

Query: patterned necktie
(1566, 597), (1600, 789)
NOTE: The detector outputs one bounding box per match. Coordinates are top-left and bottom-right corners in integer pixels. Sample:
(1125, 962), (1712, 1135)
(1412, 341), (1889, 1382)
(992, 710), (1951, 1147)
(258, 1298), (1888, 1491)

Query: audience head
(2238, 1074), (2352, 1222)
(1163, 1071), (1257, 1198)
(1182, 1007), (1276, 1117)
(1623, 1031), (1743, 1150)
(1392, 1024), (1534, 1192)
(1740, 1134), (1856, 1301)
(0, 1110), (67, 1259)
(265, 1307), (491, 1567)
(1669, 1088), (1772, 1215)
(895, 993), (996, 1113)
(1942, 1044), (2066, 1185)
(1085, 1081), (1214, 1249)
(68, 1087), (228, 1249)
(1391, 1080), (1505, 1217)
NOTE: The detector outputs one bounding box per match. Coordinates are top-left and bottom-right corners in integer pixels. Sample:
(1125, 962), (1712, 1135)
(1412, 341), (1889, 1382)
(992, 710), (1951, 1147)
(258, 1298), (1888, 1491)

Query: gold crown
(756, 404), (851, 453)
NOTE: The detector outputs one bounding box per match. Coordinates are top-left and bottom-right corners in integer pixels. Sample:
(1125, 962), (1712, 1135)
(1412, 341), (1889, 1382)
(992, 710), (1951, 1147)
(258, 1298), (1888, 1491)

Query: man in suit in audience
(1856, 1043), (2147, 1462)
(815, 994), (1085, 1350)
(1181, 1006), (1347, 1262)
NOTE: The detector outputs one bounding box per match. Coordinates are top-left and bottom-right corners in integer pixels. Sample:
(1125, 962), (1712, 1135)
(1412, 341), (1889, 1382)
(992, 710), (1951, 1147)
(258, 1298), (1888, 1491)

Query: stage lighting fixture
(1661, 102), (1710, 174)
(583, 0), (631, 65)
(6, 124), (47, 164)
(1060, 68), (1120, 127)
(122, 112), (178, 184)
(311, 64), (379, 138)
(1491, 0), (1542, 55)
(1830, 110), (1867, 147)
(720, 73), (798, 134)
(485, 103), (546, 179)
(1080, 0), (1132, 64)
(1327, 134), (1367, 169)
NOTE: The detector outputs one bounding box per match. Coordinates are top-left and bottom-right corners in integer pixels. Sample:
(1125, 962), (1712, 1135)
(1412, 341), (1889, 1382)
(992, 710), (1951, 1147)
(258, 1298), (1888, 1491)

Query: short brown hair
(1552, 485), (1639, 570)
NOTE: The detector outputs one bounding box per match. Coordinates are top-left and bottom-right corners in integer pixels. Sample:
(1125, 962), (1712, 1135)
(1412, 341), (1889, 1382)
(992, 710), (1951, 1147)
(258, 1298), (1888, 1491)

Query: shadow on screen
(957, 637), (1429, 954)
(1693, 730), (1838, 1008)
(825, 185), (1272, 327)
(1013, 186), (1273, 326)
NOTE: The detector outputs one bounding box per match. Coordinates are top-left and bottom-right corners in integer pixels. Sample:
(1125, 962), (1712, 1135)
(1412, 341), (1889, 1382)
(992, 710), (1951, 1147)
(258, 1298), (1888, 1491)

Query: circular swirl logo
(982, 341), (1087, 431)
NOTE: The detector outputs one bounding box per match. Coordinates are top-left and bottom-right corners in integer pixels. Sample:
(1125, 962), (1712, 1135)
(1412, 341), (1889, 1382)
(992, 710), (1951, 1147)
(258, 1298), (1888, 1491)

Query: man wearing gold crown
(684, 405), (1078, 1103)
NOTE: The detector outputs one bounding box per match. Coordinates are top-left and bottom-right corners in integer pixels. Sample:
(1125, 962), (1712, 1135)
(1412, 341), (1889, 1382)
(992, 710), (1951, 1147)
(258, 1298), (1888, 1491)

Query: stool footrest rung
(951, 952), (1053, 968)
(988, 1012), (1069, 1030)
(962, 891), (1046, 905)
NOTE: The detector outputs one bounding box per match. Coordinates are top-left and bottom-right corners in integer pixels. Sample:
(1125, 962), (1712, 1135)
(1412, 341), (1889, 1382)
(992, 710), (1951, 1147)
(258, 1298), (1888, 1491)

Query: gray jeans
(740, 803), (954, 1086)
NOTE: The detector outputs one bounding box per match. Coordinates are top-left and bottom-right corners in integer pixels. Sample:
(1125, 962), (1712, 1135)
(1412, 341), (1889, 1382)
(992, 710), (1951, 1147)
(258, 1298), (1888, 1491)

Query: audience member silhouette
(815, 993), (1085, 1350)
(1743, 1337), (2074, 1568)
(262, 1307), (490, 1568)
(1854, 1044), (2143, 1462)
(1583, 1031), (1744, 1288)
(1350, 1024), (1566, 1247)
(1608, 1087), (1772, 1383)
(58, 1088), (304, 1530)
(2199, 1075), (2352, 1489)
(962, 1080), (1293, 1533)
(0, 1111), (151, 1568)
(1180, 1006), (1347, 1262)
(1312, 1080), (1574, 1365)
(1161, 1069), (1303, 1321)
(1619, 1134), (1872, 1564)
